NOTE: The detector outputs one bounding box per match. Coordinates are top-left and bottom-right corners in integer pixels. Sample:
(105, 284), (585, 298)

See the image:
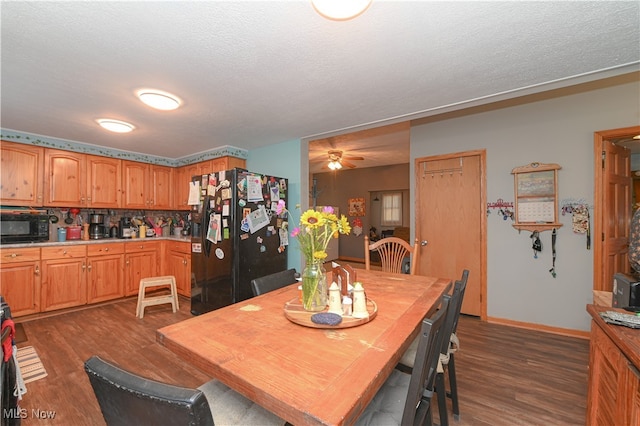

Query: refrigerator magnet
(215, 248), (224, 259)
(260, 245), (266, 253)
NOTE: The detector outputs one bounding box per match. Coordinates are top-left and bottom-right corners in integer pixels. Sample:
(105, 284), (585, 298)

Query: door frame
(414, 149), (487, 320)
(593, 125), (640, 292)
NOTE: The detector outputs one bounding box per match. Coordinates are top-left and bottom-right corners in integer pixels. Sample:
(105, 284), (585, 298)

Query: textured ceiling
(1, 1), (639, 173)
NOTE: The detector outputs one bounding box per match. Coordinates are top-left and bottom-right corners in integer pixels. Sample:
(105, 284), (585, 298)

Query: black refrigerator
(190, 168), (289, 315)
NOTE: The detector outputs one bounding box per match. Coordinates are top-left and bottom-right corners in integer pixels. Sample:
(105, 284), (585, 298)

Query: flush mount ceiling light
(96, 119), (135, 133)
(136, 89), (182, 111)
(311, 0), (372, 21)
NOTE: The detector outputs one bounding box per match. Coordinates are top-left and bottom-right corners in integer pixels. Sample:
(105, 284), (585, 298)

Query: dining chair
(250, 268), (298, 297)
(364, 235), (420, 274)
(356, 291), (451, 426)
(397, 269), (470, 425)
(84, 355), (285, 426)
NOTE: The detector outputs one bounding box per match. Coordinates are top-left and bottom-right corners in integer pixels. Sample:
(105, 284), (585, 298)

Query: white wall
(411, 80), (640, 331)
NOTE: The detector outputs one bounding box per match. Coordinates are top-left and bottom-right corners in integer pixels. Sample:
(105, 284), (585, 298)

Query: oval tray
(284, 298), (377, 329)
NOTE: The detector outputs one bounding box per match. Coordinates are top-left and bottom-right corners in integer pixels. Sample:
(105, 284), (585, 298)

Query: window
(381, 192), (402, 226)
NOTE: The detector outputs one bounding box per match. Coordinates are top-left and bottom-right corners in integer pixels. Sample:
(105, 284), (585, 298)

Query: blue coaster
(311, 312), (342, 326)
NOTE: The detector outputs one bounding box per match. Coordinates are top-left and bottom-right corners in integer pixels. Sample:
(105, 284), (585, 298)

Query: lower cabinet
(87, 243), (124, 303)
(125, 241), (160, 296)
(587, 316), (640, 425)
(41, 246), (87, 312)
(0, 247), (41, 316)
(164, 241), (191, 297)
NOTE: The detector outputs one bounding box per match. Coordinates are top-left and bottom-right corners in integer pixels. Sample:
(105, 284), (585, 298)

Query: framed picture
(348, 197), (365, 217)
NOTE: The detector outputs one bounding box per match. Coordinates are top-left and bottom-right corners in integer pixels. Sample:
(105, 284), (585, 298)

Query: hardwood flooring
(12, 298), (589, 425)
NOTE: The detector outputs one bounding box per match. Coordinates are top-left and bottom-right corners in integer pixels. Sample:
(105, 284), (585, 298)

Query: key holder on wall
(487, 198), (514, 220)
(560, 198), (592, 250)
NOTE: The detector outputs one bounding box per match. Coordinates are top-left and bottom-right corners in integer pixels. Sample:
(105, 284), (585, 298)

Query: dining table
(156, 269), (451, 426)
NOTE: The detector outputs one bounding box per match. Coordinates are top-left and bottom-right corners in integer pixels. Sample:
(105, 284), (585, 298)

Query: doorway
(415, 150), (486, 318)
(593, 125), (640, 293)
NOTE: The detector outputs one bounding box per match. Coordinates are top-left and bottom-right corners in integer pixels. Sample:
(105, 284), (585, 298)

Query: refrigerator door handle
(202, 196), (212, 257)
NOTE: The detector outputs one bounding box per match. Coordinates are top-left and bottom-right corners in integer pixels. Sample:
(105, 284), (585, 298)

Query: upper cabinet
(122, 161), (173, 210)
(174, 157), (246, 210)
(1, 141), (44, 206)
(44, 149), (122, 208)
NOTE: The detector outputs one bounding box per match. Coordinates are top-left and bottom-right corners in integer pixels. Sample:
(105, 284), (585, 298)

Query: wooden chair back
(364, 235), (420, 274)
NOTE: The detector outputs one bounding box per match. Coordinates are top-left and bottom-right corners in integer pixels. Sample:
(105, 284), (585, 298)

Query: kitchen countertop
(1, 236), (191, 249)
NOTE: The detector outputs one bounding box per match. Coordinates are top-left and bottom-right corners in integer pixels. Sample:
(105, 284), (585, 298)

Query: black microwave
(0, 213), (50, 243)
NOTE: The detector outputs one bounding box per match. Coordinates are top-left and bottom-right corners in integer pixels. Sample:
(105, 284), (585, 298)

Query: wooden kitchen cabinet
(44, 149), (121, 208)
(164, 240), (191, 297)
(86, 154), (122, 208)
(0, 247), (41, 317)
(122, 160), (173, 210)
(41, 245), (87, 312)
(587, 305), (640, 425)
(124, 241), (160, 296)
(87, 243), (125, 303)
(1, 141), (44, 206)
(174, 157), (246, 210)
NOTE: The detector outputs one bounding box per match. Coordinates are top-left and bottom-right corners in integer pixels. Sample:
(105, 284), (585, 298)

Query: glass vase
(301, 262), (328, 311)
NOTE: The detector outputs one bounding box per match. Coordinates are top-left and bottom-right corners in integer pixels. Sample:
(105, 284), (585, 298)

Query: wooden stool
(136, 275), (179, 319)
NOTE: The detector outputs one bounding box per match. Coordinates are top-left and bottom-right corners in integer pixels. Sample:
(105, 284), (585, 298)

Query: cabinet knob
(63, 250), (67, 255)
(104, 248), (109, 252)
(87, 264), (92, 272)
(82, 263), (86, 271)
(34, 265), (40, 276)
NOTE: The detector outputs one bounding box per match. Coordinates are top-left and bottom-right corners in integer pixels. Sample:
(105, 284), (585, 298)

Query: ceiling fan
(324, 150), (364, 170)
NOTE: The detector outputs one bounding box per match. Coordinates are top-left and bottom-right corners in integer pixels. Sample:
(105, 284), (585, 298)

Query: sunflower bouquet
(277, 200), (351, 310)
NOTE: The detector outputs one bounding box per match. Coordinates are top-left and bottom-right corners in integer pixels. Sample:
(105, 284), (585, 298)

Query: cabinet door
(166, 249), (191, 297)
(0, 261), (41, 316)
(125, 251), (158, 296)
(41, 257), (87, 311)
(44, 149), (86, 206)
(0, 142), (44, 206)
(122, 160), (148, 209)
(626, 362), (640, 426)
(87, 155), (122, 208)
(87, 253), (124, 303)
(174, 164), (199, 210)
(150, 165), (173, 209)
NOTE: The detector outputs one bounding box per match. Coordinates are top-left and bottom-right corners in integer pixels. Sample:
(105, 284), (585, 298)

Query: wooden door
(122, 160), (148, 209)
(44, 148), (86, 206)
(415, 150), (486, 317)
(0, 247), (41, 316)
(175, 163), (199, 210)
(593, 126), (640, 292)
(87, 155), (121, 208)
(87, 254), (124, 303)
(0, 142), (44, 206)
(166, 249), (191, 296)
(125, 250), (158, 296)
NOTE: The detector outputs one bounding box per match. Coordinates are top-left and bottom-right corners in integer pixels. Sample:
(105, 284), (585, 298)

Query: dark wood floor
(12, 297), (589, 425)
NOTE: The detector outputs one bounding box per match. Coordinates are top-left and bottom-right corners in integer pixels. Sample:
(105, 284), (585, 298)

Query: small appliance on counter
(0, 212), (49, 243)
(118, 217), (134, 239)
(613, 273), (640, 311)
(89, 212), (106, 239)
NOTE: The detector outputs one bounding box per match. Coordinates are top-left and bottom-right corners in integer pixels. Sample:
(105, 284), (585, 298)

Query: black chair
(250, 268), (297, 297)
(85, 356), (285, 426)
(356, 289), (451, 425)
(398, 269), (470, 425)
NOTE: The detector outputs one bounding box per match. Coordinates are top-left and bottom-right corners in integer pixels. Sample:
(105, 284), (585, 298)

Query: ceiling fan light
(311, 0), (372, 21)
(96, 118), (135, 133)
(136, 89), (182, 111)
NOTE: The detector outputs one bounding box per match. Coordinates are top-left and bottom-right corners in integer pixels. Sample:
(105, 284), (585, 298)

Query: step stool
(136, 275), (179, 319)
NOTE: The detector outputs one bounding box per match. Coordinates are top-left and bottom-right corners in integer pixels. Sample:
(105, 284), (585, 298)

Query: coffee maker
(118, 217), (134, 238)
(89, 213), (105, 239)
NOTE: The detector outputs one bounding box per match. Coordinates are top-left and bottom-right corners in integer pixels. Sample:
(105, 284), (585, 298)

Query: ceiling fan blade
(343, 156), (364, 161)
(342, 160), (357, 168)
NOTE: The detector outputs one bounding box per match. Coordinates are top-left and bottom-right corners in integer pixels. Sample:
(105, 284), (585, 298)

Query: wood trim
(486, 315), (590, 339)
(593, 125), (640, 293)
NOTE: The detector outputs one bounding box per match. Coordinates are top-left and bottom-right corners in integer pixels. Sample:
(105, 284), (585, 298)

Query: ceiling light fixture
(633, 134), (640, 140)
(311, 0), (372, 21)
(96, 119), (135, 133)
(136, 89), (182, 111)
(328, 160), (343, 170)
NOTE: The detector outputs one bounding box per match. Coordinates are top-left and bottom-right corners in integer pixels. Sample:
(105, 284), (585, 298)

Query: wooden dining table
(156, 269), (451, 426)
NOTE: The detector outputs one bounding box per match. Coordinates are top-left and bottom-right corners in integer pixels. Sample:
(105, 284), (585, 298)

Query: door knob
(421, 240), (428, 246)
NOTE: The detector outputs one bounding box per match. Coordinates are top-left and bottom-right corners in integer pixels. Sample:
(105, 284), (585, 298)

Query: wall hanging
(511, 162), (562, 232)
(348, 198), (365, 217)
(487, 198), (514, 220)
(561, 198), (592, 250)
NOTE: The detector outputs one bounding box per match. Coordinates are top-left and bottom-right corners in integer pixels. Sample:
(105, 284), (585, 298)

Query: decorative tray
(283, 298), (377, 329)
